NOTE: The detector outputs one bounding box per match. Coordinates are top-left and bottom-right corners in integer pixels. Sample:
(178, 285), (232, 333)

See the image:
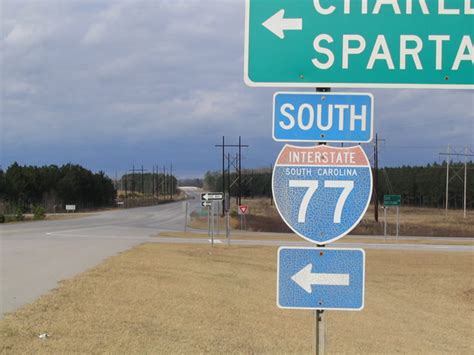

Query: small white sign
(65, 204), (76, 212)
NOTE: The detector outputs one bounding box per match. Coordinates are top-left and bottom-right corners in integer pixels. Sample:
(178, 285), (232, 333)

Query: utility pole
(130, 165), (136, 193)
(373, 134), (379, 222)
(238, 136), (242, 206)
(124, 173), (128, 198)
(155, 164), (161, 200)
(445, 144), (450, 211)
(152, 165), (155, 196)
(439, 146), (473, 218)
(140, 165), (145, 195)
(163, 165), (166, 200)
(235, 153), (239, 205)
(227, 152), (231, 201)
(221, 136), (225, 214)
(170, 163), (174, 200)
(464, 147), (467, 219)
(215, 136), (249, 211)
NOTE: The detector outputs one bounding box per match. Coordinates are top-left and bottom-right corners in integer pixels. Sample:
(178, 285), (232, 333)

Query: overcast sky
(1, 0), (473, 178)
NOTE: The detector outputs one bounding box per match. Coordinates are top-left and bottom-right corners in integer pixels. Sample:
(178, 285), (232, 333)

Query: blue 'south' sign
(273, 92), (374, 143)
(277, 247), (365, 310)
(272, 144), (373, 244)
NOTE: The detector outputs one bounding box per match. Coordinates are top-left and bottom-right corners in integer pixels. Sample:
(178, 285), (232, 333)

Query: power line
(439, 145), (473, 217)
(215, 136), (249, 209)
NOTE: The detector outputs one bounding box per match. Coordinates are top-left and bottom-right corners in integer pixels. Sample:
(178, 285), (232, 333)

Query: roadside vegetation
(0, 163), (181, 223)
(0, 163), (116, 221)
(204, 162), (474, 209)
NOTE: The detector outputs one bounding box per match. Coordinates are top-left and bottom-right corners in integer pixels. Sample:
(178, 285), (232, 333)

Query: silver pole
(314, 88), (329, 355)
(396, 206), (399, 240)
(225, 211), (230, 245)
(207, 206), (211, 238)
(315, 310), (325, 354)
(464, 147), (467, 219)
(445, 144), (450, 212)
(384, 207), (387, 240)
(184, 202), (188, 232)
(216, 203), (220, 236)
(211, 202), (215, 247)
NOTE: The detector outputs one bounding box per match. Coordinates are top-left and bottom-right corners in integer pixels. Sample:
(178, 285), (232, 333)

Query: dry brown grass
(1, 243), (473, 354)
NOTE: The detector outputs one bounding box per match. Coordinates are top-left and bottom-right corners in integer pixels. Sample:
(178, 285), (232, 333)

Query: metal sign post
(183, 201), (188, 232)
(396, 206), (400, 240)
(210, 202), (215, 247)
(383, 195), (401, 240)
(315, 309), (325, 355)
(225, 211), (231, 245)
(207, 206), (211, 239)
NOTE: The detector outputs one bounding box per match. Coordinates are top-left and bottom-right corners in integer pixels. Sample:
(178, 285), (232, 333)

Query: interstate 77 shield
(272, 145), (373, 244)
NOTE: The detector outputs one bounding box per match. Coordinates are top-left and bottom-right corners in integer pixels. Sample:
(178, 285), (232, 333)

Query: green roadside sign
(244, 0), (474, 89)
(384, 195), (401, 206)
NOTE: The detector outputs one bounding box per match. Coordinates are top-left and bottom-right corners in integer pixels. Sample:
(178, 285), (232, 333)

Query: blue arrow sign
(273, 92), (374, 143)
(277, 247), (365, 310)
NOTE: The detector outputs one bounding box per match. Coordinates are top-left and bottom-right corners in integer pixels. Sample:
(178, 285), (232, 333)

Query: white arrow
(291, 264), (350, 294)
(262, 9), (303, 39)
(203, 193), (223, 200)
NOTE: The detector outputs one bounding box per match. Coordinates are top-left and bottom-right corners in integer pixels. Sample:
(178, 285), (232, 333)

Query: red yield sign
(238, 205), (249, 215)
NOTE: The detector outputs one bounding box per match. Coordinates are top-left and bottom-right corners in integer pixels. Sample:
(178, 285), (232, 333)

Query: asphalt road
(0, 199), (189, 317)
(1, 187), (473, 317)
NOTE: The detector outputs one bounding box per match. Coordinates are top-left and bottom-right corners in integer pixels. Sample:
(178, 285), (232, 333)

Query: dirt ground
(191, 198), (474, 237)
(1, 243), (472, 354)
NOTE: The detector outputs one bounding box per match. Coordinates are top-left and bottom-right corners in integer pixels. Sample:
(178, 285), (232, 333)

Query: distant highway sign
(273, 92), (374, 143)
(384, 195), (401, 206)
(245, 0), (474, 89)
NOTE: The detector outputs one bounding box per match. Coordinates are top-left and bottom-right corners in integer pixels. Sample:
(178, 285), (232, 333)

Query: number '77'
(289, 180), (354, 224)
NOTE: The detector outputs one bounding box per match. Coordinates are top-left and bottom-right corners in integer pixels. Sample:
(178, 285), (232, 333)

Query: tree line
(204, 162), (474, 209)
(0, 163), (116, 213)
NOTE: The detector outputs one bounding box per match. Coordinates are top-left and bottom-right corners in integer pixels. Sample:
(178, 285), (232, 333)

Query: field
(190, 198), (474, 237)
(1, 242), (472, 354)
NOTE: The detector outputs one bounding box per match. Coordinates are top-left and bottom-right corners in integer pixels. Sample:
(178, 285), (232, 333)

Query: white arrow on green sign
(244, 0), (474, 89)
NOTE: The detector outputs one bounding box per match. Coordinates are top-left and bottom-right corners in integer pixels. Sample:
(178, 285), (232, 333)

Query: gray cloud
(1, 0), (473, 176)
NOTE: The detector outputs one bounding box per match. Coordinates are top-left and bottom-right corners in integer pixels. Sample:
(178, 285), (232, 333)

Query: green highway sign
(244, 0), (474, 89)
(384, 195), (401, 206)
